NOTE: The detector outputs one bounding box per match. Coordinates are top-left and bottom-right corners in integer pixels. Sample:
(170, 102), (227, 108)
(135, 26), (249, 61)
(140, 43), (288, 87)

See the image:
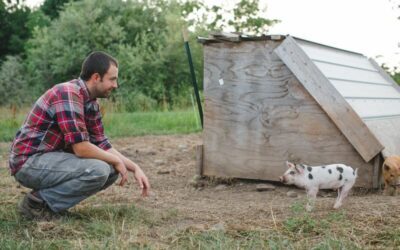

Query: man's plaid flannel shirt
(9, 78), (112, 175)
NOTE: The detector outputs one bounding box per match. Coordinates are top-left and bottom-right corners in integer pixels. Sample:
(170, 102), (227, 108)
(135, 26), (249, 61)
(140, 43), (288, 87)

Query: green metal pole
(183, 28), (203, 129)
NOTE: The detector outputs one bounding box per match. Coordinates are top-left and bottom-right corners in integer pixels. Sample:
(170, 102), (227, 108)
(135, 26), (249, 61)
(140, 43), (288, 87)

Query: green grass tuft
(103, 110), (201, 138)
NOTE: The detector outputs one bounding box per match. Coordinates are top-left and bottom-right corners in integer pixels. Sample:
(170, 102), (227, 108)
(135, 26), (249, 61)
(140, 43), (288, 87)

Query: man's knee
(82, 159), (113, 184)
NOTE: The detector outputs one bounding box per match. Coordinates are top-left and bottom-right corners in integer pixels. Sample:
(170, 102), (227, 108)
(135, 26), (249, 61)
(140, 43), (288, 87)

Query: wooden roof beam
(274, 36), (384, 162)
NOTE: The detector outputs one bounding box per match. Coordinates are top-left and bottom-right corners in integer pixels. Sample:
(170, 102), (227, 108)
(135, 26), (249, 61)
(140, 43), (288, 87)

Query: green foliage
(231, 0), (278, 34)
(24, 0), (203, 110)
(0, 1), (51, 107)
(0, 0), (32, 60)
(0, 56), (38, 107)
(40, 0), (79, 19)
(392, 71), (400, 84)
(25, 9), (51, 31)
(0, 0), (280, 110)
(115, 92), (158, 112)
(206, 0), (280, 35)
(382, 63), (400, 85)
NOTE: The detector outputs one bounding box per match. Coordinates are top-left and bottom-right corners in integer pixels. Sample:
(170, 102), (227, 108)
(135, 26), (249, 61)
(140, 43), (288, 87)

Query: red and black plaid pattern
(9, 79), (112, 175)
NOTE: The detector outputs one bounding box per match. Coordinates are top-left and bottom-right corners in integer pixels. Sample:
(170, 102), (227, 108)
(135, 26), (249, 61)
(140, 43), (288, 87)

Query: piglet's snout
(279, 176), (285, 183)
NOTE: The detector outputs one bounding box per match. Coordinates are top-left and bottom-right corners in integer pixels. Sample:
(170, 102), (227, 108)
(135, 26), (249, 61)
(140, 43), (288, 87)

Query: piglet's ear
(295, 165), (304, 174)
(384, 164), (390, 171)
(286, 161), (295, 168)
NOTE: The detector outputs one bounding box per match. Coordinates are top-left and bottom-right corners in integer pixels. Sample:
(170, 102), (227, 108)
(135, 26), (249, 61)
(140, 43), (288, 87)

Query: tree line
(0, 0), (279, 110)
(0, 0), (398, 111)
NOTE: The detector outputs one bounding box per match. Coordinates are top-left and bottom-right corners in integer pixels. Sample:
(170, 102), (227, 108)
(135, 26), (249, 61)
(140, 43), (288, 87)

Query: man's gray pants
(14, 151), (119, 213)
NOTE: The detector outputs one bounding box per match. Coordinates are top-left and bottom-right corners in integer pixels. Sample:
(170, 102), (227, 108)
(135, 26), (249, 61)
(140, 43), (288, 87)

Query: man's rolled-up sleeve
(86, 101), (112, 151)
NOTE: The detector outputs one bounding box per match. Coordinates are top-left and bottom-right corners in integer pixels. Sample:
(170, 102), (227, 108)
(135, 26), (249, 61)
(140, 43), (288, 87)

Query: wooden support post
(372, 155), (382, 189)
(196, 144), (204, 176)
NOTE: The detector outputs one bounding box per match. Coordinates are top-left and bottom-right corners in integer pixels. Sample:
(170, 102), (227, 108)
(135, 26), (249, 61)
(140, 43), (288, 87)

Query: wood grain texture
(274, 36), (383, 162)
(203, 40), (375, 187)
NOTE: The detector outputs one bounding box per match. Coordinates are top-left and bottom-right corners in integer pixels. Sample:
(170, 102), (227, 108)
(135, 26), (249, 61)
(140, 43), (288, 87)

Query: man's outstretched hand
(106, 147), (150, 196)
(133, 167), (150, 197)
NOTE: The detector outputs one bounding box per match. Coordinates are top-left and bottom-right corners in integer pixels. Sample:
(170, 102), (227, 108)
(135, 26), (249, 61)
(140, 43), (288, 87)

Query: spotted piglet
(280, 161), (358, 211)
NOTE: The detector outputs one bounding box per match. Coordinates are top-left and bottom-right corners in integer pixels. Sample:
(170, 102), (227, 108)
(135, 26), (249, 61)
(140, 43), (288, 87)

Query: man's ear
(90, 72), (101, 82)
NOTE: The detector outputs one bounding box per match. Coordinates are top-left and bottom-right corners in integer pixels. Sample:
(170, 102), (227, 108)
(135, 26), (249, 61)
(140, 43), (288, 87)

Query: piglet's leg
(333, 187), (342, 209)
(383, 182), (392, 196)
(334, 185), (352, 209)
(306, 188), (318, 212)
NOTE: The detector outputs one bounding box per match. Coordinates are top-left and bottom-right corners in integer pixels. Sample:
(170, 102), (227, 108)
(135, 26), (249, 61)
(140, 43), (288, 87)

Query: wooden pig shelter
(197, 33), (400, 188)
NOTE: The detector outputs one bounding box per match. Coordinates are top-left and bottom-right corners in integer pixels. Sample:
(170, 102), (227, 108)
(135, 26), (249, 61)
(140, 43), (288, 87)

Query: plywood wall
(202, 40), (374, 187)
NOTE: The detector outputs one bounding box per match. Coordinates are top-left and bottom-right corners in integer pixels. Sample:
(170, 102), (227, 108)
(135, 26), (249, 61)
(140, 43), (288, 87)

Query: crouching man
(9, 51), (150, 220)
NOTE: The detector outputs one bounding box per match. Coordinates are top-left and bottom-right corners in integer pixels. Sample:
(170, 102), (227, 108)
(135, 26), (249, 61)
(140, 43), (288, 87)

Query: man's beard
(98, 89), (113, 98)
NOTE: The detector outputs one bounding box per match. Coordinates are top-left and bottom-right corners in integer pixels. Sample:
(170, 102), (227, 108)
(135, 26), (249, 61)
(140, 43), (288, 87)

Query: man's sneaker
(18, 193), (61, 221)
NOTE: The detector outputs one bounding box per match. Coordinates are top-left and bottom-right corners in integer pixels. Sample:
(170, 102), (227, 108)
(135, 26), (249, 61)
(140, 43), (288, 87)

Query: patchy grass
(0, 185), (174, 249)
(0, 117), (21, 142)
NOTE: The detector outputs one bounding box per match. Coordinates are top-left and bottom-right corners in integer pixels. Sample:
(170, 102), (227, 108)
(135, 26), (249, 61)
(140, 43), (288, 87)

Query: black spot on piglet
(328, 169), (332, 174)
(339, 174), (343, 181)
(307, 166), (312, 172)
(337, 166), (343, 173)
(308, 173), (313, 179)
(322, 165), (326, 168)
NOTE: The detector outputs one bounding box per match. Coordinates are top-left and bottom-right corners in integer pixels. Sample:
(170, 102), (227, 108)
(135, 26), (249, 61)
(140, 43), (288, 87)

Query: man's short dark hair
(80, 51), (118, 81)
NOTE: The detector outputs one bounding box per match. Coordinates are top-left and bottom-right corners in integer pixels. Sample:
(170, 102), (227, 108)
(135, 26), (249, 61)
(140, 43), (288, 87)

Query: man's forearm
(72, 141), (121, 166)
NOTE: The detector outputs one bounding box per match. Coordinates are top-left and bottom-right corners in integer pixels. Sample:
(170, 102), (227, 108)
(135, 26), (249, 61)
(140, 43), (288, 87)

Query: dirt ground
(95, 134), (400, 235)
(2, 133), (400, 244)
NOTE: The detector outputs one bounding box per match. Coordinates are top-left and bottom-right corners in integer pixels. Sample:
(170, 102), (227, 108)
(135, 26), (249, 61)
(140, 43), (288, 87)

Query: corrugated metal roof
(294, 38), (400, 120)
(285, 36), (400, 157)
